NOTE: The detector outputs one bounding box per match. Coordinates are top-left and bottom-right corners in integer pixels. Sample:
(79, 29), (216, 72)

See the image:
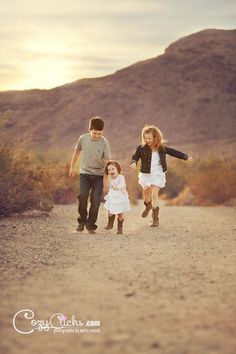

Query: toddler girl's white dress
(138, 151), (166, 189)
(104, 174), (131, 214)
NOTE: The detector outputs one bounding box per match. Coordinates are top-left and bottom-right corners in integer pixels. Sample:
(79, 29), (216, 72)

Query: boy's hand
(130, 162), (137, 170)
(69, 169), (76, 178)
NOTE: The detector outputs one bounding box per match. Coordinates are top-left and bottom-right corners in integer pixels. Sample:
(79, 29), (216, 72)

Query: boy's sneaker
(87, 229), (96, 234)
(85, 223), (97, 234)
(76, 224), (84, 232)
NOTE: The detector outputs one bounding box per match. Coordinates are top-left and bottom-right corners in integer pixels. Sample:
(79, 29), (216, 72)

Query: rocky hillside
(0, 29), (235, 157)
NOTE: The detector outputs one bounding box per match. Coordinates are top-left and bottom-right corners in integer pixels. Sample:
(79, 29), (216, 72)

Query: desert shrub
(188, 159), (236, 205)
(0, 148), (54, 215)
(169, 157), (236, 206)
(0, 148), (79, 216)
(167, 187), (196, 206)
(164, 158), (192, 198)
(50, 162), (79, 204)
(32, 150), (79, 204)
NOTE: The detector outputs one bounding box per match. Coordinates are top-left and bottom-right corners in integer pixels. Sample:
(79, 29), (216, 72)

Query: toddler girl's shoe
(117, 219), (124, 234)
(105, 215), (115, 230)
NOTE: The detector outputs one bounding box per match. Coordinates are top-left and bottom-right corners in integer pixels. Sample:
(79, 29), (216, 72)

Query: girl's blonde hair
(141, 125), (164, 149)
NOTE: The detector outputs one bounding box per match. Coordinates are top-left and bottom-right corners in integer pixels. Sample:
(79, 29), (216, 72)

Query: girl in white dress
(104, 161), (131, 234)
(131, 125), (192, 227)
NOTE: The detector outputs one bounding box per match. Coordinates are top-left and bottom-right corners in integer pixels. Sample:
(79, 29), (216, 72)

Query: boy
(69, 117), (111, 233)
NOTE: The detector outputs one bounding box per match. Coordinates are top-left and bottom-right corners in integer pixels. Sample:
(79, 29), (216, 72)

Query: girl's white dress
(104, 174), (131, 214)
(138, 151), (166, 188)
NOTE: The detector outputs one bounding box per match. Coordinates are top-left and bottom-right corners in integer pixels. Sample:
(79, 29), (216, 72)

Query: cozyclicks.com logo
(13, 309), (101, 335)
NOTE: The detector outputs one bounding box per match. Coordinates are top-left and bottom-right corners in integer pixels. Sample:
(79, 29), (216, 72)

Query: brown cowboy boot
(105, 215), (115, 230)
(142, 201), (152, 217)
(151, 207), (159, 227)
(117, 219), (124, 234)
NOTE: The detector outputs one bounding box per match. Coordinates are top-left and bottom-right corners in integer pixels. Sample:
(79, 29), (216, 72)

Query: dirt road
(0, 202), (236, 354)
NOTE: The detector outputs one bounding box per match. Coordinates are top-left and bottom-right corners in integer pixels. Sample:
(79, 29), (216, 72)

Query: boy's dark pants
(78, 173), (103, 230)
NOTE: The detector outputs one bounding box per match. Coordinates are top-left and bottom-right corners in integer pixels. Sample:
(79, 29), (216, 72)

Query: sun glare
(22, 58), (71, 89)
(27, 38), (69, 56)
(18, 38), (73, 89)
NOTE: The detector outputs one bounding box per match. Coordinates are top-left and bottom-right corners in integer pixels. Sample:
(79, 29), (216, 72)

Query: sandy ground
(0, 201), (236, 354)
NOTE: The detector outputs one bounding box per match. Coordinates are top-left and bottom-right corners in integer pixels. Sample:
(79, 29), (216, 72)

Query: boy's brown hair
(89, 117), (104, 131)
(105, 160), (122, 175)
(141, 125), (164, 149)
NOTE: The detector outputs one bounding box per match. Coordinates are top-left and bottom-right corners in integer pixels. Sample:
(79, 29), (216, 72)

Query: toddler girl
(104, 161), (131, 234)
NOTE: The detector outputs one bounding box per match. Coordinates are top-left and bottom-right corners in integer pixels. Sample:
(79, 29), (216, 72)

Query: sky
(1, 0), (235, 91)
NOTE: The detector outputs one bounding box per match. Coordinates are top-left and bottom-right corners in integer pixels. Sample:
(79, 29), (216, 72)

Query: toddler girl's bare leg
(118, 213), (123, 221)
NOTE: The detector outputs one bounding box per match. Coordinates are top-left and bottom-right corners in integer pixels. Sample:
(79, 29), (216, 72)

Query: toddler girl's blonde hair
(141, 125), (164, 149)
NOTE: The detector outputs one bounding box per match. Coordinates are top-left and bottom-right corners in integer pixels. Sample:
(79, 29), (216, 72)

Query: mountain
(0, 29), (236, 158)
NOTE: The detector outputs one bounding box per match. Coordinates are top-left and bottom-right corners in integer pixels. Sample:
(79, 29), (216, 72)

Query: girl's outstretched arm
(164, 146), (189, 160)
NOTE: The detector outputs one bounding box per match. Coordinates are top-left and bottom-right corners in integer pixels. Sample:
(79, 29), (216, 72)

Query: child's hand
(103, 185), (109, 194)
(130, 162), (137, 170)
(188, 156), (193, 161)
(69, 169), (76, 178)
(111, 185), (119, 190)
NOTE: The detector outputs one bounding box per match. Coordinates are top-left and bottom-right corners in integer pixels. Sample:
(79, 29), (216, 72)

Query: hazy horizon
(1, 0), (235, 91)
